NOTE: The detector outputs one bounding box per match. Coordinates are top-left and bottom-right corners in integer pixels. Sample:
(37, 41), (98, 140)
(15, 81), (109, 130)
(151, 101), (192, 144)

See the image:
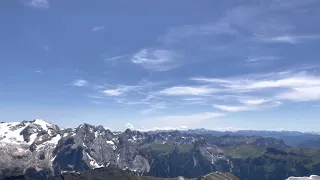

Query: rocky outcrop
(0, 120), (295, 180)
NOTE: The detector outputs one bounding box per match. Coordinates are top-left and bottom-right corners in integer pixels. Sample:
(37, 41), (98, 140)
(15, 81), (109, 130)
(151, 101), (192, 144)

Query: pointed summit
(125, 123), (134, 130)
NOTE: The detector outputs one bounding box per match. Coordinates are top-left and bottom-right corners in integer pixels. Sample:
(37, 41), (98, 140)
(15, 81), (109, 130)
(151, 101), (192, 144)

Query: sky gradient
(1, 0), (320, 131)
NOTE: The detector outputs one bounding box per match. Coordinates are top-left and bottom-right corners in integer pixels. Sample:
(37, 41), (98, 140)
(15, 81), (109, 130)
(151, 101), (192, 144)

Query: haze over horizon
(1, 0), (320, 131)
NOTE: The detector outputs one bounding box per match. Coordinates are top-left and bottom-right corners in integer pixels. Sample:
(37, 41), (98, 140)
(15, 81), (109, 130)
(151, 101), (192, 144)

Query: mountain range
(186, 129), (320, 150)
(1, 119), (320, 180)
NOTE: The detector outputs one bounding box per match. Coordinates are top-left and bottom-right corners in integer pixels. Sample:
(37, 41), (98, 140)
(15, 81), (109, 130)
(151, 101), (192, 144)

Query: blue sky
(1, 0), (320, 131)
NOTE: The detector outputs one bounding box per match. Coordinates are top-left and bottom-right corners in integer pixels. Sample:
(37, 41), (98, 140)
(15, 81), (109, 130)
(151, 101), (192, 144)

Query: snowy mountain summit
(0, 119), (60, 145)
(0, 119), (294, 180)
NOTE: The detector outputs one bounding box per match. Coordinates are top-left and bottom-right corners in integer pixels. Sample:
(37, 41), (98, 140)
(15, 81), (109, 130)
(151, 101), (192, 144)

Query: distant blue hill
(185, 129), (320, 149)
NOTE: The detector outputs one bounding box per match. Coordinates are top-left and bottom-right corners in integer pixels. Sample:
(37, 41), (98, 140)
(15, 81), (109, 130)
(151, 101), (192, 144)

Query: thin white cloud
(213, 105), (250, 112)
(35, 70), (43, 73)
(160, 3), (295, 44)
(213, 101), (282, 112)
(73, 79), (88, 87)
(241, 99), (270, 105)
(277, 86), (320, 101)
(87, 95), (105, 99)
(91, 101), (101, 105)
(159, 86), (217, 96)
(23, 0), (49, 8)
(271, 0), (318, 9)
(246, 76), (320, 89)
(245, 56), (279, 62)
(102, 85), (137, 96)
(91, 25), (105, 32)
(214, 126), (243, 131)
(190, 77), (233, 84)
(192, 73), (320, 92)
(124, 101), (150, 105)
(105, 55), (127, 62)
(260, 35), (320, 44)
(143, 112), (225, 127)
(136, 125), (188, 132)
(160, 22), (238, 43)
(140, 108), (153, 115)
(182, 97), (205, 101)
(131, 49), (181, 71)
(149, 125), (188, 131)
(139, 102), (166, 115)
(189, 71), (320, 111)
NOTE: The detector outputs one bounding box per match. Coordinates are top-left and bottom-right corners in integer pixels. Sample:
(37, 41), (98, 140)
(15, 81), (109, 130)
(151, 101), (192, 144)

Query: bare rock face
(0, 120), (62, 179)
(0, 119), (289, 180)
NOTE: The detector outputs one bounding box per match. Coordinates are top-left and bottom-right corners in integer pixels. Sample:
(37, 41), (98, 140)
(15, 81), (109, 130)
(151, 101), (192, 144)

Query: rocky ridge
(0, 119), (301, 180)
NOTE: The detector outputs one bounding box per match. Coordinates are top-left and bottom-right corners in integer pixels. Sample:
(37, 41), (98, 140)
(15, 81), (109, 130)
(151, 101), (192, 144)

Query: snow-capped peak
(0, 119), (59, 145)
(125, 123), (134, 130)
(0, 121), (29, 144)
(33, 119), (50, 131)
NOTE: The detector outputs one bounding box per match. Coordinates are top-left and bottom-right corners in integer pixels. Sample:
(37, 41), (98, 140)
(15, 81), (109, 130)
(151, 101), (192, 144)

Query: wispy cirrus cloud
(141, 125), (188, 132)
(91, 101), (101, 105)
(160, 22), (238, 44)
(87, 95), (105, 99)
(139, 102), (166, 115)
(160, 3), (293, 45)
(22, 0), (49, 8)
(270, 0), (319, 9)
(139, 112), (225, 127)
(191, 70), (320, 103)
(191, 72), (320, 91)
(245, 56), (280, 62)
(213, 100), (282, 112)
(91, 25), (105, 32)
(213, 105), (250, 112)
(259, 35), (320, 44)
(131, 49), (181, 71)
(240, 98), (270, 105)
(277, 86), (320, 101)
(73, 79), (88, 87)
(159, 86), (217, 96)
(105, 55), (128, 62)
(102, 85), (138, 96)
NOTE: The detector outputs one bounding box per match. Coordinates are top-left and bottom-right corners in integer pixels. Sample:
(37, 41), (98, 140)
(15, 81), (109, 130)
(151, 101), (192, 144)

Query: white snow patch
(113, 132), (121, 135)
(125, 123), (134, 130)
(28, 134), (38, 144)
(117, 154), (120, 162)
(47, 134), (61, 145)
(86, 152), (104, 168)
(0, 122), (29, 144)
(51, 155), (57, 162)
(33, 119), (48, 131)
(106, 140), (116, 150)
(286, 175), (320, 180)
(106, 140), (114, 145)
